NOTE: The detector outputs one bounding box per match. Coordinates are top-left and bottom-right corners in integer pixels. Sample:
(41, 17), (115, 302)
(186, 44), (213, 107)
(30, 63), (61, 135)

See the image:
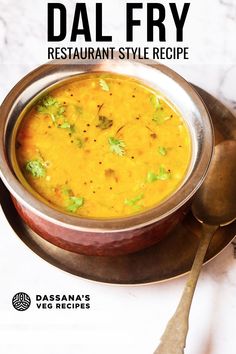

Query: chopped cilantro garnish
(134, 205), (142, 211)
(58, 122), (75, 133)
(97, 116), (113, 130)
(69, 124), (76, 133)
(124, 194), (144, 206)
(25, 160), (46, 178)
(150, 94), (172, 124)
(76, 138), (83, 148)
(147, 166), (170, 183)
(152, 113), (171, 125)
(147, 171), (159, 183)
(62, 187), (73, 196)
(150, 95), (161, 110)
(57, 106), (66, 115)
(99, 79), (110, 92)
(59, 122), (71, 129)
(67, 196), (84, 213)
(157, 166), (170, 180)
(108, 137), (126, 156)
(37, 95), (65, 124)
(158, 146), (167, 156)
(38, 96), (57, 108)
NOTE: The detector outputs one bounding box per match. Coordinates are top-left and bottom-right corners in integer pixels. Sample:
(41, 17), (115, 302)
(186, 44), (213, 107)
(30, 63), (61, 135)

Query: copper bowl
(0, 59), (214, 256)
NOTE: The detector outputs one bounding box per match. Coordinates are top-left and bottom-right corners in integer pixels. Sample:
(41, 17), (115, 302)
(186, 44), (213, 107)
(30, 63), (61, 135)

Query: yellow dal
(14, 73), (191, 218)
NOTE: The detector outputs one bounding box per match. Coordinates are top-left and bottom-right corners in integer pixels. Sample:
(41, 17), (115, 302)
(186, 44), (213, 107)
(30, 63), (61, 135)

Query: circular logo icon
(12, 292), (31, 311)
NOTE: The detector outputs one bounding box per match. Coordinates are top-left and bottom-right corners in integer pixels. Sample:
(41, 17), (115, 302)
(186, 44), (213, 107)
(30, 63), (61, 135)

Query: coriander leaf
(134, 205), (142, 211)
(108, 137), (126, 156)
(58, 121), (75, 133)
(70, 196), (84, 205)
(67, 196), (84, 213)
(150, 95), (161, 110)
(76, 138), (83, 148)
(38, 96), (58, 108)
(58, 106), (65, 115)
(147, 166), (170, 183)
(158, 146), (167, 156)
(59, 122), (71, 129)
(152, 113), (171, 125)
(25, 160), (46, 178)
(69, 124), (76, 133)
(62, 187), (73, 196)
(97, 116), (113, 130)
(37, 95), (65, 124)
(124, 194), (144, 206)
(147, 171), (158, 183)
(157, 166), (170, 180)
(99, 79), (110, 92)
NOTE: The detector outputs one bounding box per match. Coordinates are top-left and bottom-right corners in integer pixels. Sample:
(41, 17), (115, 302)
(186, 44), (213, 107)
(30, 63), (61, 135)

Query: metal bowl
(0, 59), (214, 256)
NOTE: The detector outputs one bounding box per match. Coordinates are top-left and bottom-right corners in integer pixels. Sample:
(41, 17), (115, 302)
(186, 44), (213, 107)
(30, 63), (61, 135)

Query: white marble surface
(0, 0), (236, 353)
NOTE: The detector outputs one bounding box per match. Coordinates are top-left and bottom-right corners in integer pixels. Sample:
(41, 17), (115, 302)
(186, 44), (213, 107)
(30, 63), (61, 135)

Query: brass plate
(0, 85), (235, 285)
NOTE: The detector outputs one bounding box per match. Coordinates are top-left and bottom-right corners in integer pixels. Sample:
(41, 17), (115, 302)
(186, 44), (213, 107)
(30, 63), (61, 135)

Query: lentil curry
(13, 73), (191, 218)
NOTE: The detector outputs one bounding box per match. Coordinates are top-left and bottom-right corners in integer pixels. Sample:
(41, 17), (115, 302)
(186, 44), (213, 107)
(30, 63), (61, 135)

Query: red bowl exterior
(12, 196), (189, 256)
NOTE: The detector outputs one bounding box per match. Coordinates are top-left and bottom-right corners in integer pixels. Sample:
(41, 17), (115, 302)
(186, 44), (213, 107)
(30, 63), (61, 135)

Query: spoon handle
(154, 224), (218, 354)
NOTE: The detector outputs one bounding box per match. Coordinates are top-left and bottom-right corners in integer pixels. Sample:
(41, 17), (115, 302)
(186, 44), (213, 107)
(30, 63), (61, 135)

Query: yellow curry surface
(14, 73), (191, 218)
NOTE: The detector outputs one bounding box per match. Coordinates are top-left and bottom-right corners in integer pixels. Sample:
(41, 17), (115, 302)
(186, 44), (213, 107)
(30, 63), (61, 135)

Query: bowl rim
(0, 58), (214, 232)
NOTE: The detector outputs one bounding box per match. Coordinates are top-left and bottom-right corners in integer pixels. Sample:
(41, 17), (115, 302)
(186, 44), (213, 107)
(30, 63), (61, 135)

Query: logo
(12, 292), (31, 311)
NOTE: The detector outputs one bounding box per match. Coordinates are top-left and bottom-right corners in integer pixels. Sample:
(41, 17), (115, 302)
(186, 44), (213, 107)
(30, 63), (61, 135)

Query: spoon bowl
(192, 140), (236, 226)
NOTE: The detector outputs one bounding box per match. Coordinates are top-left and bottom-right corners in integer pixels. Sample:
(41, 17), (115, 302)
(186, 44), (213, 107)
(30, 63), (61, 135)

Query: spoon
(154, 140), (236, 354)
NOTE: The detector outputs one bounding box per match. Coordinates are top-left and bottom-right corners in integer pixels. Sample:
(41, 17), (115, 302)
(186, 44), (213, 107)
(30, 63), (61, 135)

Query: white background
(0, 1), (236, 353)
